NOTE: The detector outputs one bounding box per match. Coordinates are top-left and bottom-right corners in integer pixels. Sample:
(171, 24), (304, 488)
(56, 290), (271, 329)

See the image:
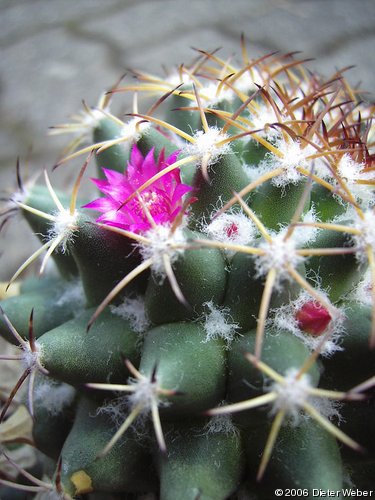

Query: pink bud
(225, 222), (239, 238)
(295, 301), (331, 336)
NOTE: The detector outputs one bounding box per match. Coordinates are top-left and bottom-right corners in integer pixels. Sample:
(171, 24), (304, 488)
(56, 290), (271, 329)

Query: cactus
(0, 41), (374, 499)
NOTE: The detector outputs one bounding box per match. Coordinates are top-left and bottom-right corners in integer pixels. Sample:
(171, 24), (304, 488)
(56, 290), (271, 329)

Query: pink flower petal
(102, 168), (125, 185)
(129, 143), (144, 170)
(84, 144), (191, 233)
(82, 197), (115, 213)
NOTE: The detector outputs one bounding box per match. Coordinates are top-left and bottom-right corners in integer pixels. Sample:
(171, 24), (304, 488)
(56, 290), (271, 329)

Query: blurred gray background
(0, 0), (374, 280)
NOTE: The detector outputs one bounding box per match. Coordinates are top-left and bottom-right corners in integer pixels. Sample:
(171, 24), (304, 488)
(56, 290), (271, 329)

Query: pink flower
(83, 145), (193, 233)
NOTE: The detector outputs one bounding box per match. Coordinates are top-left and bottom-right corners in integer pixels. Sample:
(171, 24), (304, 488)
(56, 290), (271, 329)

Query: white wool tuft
(203, 210), (256, 251)
(270, 368), (312, 423)
(184, 127), (231, 165)
(140, 225), (186, 278)
(201, 413), (239, 436)
(10, 188), (28, 205)
(96, 395), (129, 428)
(127, 376), (162, 414)
(33, 380), (75, 416)
(290, 206), (320, 246)
(231, 70), (259, 93)
(55, 280), (85, 311)
(260, 139), (315, 187)
(48, 97), (109, 139)
(337, 154), (364, 181)
(111, 296), (150, 333)
(333, 154), (375, 208)
(248, 106), (283, 140)
(48, 209), (79, 252)
(21, 342), (42, 370)
(165, 72), (192, 87)
(310, 157), (333, 180)
(96, 392), (157, 439)
(353, 210), (375, 262)
(347, 269), (373, 306)
(201, 301), (240, 346)
(309, 396), (343, 423)
(81, 107), (107, 130)
(119, 118), (151, 143)
(338, 154), (375, 206)
(243, 162), (264, 182)
(200, 82), (234, 106)
(255, 230), (304, 285)
(268, 368), (343, 426)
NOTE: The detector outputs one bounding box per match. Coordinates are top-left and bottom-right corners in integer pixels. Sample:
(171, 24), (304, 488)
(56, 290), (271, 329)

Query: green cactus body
(223, 252), (304, 331)
(227, 329), (320, 427)
(244, 419), (343, 498)
(250, 180), (311, 230)
(60, 396), (157, 496)
(137, 126), (180, 159)
(144, 230), (227, 324)
(189, 151), (249, 224)
(32, 375), (76, 460)
(159, 419), (244, 500)
(93, 117), (132, 174)
(310, 183), (347, 222)
(305, 226), (365, 302)
(164, 85), (200, 134)
(37, 308), (140, 385)
(240, 139), (268, 166)
(321, 301), (374, 389)
(67, 214), (147, 307)
(0, 281), (84, 343)
(139, 322), (226, 416)
(0, 44), (374, 499)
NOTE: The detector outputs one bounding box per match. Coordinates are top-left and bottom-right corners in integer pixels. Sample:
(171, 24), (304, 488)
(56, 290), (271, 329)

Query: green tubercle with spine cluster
(0, 41), (374, 499)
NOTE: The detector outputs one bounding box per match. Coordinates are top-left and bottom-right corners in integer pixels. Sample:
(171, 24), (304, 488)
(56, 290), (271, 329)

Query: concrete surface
(0, 0), (374, 279)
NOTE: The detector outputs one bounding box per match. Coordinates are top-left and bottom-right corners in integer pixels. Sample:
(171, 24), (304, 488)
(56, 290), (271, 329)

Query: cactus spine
(0, 41), (374, 499)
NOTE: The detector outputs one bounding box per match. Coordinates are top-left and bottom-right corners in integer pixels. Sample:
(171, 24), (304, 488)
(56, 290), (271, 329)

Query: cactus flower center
(295, 301), (331, 336)
(83, 145), (193, 233)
